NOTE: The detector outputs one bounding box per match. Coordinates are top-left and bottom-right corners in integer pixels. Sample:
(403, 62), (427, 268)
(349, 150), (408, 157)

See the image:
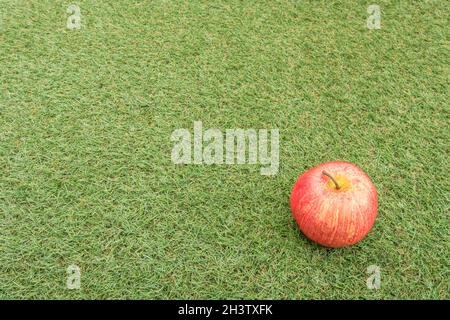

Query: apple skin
(290, 161), (378, 248)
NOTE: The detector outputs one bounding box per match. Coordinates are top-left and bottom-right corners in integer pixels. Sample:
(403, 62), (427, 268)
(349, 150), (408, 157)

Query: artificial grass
(0, 0), (448, 299)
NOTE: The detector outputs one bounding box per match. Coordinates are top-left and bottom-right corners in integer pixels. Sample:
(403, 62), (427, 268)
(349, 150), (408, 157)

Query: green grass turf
(0, 0), (448, 299)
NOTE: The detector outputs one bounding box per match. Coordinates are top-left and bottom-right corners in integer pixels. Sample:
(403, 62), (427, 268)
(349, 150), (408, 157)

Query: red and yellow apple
(290, 161), (378, 248)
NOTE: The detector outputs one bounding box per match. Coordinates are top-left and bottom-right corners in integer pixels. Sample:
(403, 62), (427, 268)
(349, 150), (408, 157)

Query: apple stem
(322, 170), (341, 190)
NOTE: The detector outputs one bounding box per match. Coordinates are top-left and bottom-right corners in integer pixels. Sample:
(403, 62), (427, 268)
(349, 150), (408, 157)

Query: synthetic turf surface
(0, 0), (448, 299)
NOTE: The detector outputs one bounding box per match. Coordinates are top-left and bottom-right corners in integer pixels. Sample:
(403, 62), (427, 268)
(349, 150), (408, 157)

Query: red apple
(290, 161), (378, 248)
